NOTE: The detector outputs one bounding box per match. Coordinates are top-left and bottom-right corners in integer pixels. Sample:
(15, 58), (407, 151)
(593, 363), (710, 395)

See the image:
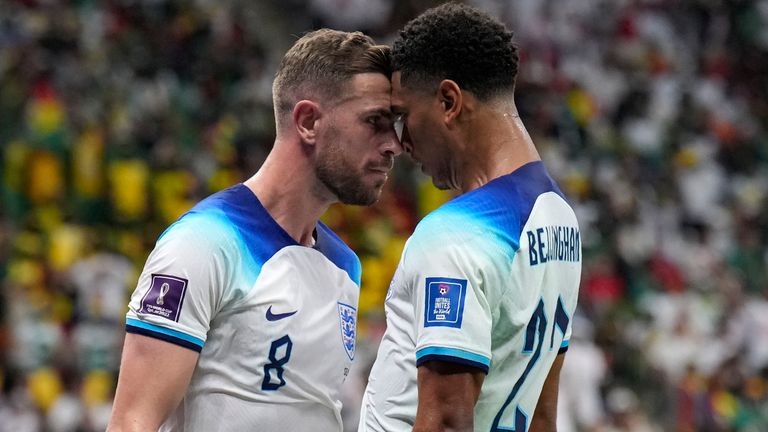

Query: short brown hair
(273, 29), (391, 129)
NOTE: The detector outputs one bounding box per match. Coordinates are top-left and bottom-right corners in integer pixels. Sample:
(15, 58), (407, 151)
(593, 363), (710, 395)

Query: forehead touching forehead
(390, 71), (430, 114)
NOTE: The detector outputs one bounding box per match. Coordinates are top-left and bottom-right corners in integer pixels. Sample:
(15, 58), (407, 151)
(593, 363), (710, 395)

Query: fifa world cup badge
(140, 274), (188, 322)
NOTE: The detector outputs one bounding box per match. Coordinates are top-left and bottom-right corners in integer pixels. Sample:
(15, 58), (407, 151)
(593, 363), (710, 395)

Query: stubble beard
(315, 132), (382, 206)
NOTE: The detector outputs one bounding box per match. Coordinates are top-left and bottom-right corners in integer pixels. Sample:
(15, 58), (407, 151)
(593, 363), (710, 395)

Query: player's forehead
(390, 71), (407, 112)
(334, 72), (392, 111)
(390, 71), (426, 114)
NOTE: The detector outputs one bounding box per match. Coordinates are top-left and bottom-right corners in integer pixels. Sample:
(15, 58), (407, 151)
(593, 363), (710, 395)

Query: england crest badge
(337, 302), (357, 361)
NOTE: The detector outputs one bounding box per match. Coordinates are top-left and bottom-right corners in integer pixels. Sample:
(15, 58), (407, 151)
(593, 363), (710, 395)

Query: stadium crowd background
(1, 0), (767, 430)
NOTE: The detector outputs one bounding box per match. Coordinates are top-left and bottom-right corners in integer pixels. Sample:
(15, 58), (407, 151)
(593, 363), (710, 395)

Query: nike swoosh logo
(266, 305), (297, 321)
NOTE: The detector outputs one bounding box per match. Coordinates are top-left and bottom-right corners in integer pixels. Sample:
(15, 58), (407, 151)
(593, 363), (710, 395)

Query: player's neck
(243, 142), (330, 247)
(458, 105), (540, 193)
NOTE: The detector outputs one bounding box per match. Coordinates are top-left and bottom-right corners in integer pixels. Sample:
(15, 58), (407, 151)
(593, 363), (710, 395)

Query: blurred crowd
(1, 0), (767, 431)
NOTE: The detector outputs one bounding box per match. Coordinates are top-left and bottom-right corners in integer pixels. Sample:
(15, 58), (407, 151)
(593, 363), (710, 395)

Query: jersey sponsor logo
(139, 274), (188, 322)
(337, 302), (357, 360)
(526, 225), (581, 266)
(424, 277), (467, 328)
(265, 305), (298, 321)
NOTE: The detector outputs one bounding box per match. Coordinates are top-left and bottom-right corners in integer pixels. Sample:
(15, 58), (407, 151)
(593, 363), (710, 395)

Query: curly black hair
(392, 2), (519, 101)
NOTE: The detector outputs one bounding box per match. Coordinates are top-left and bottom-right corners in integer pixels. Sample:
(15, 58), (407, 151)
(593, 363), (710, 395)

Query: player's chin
(338, 184), (383, 206)
(364, 184), (386, 205)
(366, 181), (388, 203)
(372, 175), (388, 189)
(362, 173), (387, 193)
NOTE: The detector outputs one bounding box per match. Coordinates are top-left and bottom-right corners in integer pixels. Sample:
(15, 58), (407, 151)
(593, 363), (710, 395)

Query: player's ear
(293, 100), (321, 145)
(438, 79), (462, 126)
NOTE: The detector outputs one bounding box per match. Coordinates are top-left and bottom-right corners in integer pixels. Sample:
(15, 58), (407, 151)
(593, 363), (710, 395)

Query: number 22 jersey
(125, 184), (361, 432)
(359, 161), (581, 431)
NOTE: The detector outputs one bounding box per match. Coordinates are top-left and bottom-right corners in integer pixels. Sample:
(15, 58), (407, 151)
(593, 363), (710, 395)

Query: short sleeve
(404, 235), (493, 373)
(125, 216), (228, 352)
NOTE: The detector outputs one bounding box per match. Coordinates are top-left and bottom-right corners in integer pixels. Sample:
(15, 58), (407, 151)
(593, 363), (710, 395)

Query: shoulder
(157, 209), (235, 252)
(158, 184), (300, 268)
(157, 186), (244, 252)
(315, 222), (362, 286)
(406, 162), (570, 261)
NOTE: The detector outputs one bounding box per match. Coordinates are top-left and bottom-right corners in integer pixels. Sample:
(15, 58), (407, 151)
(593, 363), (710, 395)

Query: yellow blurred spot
(28, 98), (65, 134)
(73, 128), (105, 198)
(675, 147), (699, 168)
(6, 258), (46, 287)
(213, 115), (239, 164)
(52, 293), (74, 324)
(34, 204), (64, 232)
(359, 236), (406, 317)
(81, 370), (114, 407)
(48, 224), (87, 272)
(359, 257), (387, 316)
(382, 235), (407, 266)
(562, 173), (591, 199)
(27, 368), (63, 412)
(28, 150), (65, 203)
(321, 203), (345, 227)
(116, 230), (146, 263)
(153, 170), (196, 225)
(418, 179), (454, 218)
(109, 159), (149, 221)
(3, 140), (30, 192)
(208, 168), (240, 194)
(711, 390), (739, 418)
(13, 230), (44, 257)
(566, 88), (597, 126)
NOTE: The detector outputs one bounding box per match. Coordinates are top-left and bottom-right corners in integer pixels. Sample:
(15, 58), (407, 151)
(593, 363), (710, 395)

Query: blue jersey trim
(315, 222), (362, 286)
(126, 318), (205, 352)
(166, 184), (360, 286)
(417, 354), (490, 374)
(410, 161), (566, 261)
(416, 347), (491, 373)
(197, 184), (298, 268)
(559, 339), (570, 354)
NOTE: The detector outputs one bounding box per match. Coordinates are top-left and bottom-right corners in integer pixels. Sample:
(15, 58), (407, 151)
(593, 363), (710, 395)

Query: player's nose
(382, 127), (404, 157)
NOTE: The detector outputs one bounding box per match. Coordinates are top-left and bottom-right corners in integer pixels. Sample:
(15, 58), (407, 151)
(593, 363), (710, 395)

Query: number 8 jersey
(125, 184), (361, 432)
(359, 161), (581, 432)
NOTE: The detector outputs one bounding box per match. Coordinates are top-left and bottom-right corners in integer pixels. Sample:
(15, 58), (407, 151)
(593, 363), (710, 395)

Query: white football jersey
(359, 161), (581, 432)
(125, 184), (361, 432)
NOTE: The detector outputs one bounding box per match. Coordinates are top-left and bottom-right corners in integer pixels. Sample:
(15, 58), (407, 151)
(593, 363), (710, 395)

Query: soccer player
(107, 29), (401, 432)
(359, 4), (581, 432)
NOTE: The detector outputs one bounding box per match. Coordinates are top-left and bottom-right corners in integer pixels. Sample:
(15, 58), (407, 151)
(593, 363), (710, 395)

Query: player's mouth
(368, 159), (393, 175)
(368, 167), (390, 174)
(368, 168), (389, 181)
